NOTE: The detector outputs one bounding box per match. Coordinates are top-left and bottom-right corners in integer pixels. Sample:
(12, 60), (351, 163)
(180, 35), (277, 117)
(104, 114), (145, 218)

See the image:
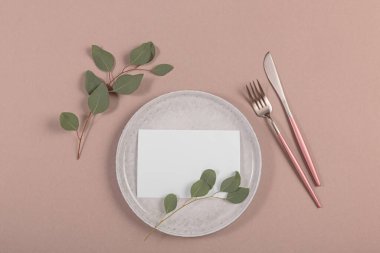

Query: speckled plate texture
(116, 90), (261, 237)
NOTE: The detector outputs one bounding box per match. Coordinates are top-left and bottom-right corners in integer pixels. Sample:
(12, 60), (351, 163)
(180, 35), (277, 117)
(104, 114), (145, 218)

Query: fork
(246, 80), (321, 208)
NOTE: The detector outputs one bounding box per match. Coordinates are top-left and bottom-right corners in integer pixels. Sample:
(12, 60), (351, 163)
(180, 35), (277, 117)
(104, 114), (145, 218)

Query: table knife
(263, 52), (321, 186)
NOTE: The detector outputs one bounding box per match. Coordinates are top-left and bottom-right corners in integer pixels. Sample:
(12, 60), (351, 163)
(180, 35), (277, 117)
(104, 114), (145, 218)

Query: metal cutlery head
(246, 80), (272, 118)
(263, 52), (292, 116)
(263, 52), (285, 98)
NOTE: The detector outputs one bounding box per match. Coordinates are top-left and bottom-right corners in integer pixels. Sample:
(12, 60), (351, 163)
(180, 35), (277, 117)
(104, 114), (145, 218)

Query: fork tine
(246, 83), (261, 109)
(254, 98), (262, 109)
(249, 81), (262, 109)
(246, 85), (254, 103)
(252, 81), (265, 108)
(253, 81), (262, 99)
(249, 81), (259, 100)
(255, 80), (268, 107)
(256, 79), (265, 97)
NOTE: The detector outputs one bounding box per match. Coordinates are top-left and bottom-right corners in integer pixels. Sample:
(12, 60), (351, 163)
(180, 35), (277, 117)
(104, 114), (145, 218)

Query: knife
(263, 52), (321, 186)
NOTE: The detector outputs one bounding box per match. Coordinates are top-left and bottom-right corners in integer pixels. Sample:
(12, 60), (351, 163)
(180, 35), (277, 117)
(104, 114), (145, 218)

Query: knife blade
(263, 52), (292, 116)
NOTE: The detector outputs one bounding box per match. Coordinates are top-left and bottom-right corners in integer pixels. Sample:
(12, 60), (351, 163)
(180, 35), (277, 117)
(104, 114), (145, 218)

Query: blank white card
(137, 130), (240, 198)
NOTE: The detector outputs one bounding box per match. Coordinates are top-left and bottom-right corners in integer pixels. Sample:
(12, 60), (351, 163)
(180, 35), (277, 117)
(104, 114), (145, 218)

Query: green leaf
(88, 84), (109, 114)
(129, 42), (155, 65)
(200, 169), (216, 188)
(151, 64), (174, 76)
(220, 171), (241, 193)
(164, 194), (177, 214)
(191, 179), (210, 197)
(112, 74), (143, 94)
(59, 112), (79, 131)
(226, 187), (249, 204)
(85, 70), (104, 95)
(91, 45), (115, 72)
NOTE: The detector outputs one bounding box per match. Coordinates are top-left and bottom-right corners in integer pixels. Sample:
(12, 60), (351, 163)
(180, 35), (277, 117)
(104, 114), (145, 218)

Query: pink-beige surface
(1, 1), (380, 252)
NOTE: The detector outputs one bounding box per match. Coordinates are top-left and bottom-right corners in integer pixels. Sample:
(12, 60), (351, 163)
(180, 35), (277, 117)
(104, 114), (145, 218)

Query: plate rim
(115, 90), (262, 237)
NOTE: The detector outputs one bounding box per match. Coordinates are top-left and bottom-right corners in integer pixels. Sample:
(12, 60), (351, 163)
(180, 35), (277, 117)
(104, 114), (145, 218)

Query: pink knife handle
(276, 131), (321, 208)
(288, 116), (321, 186)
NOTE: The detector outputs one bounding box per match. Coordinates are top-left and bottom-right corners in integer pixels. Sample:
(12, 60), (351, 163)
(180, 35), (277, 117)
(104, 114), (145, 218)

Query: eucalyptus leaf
(191, 179), (210, 197)
(112, 74), (143, 94)
(91, 45), (115, 72)
(200, 169), (216, 188)
(85, 70), (104, 94)
(129, 42), (155, 65)
(164, 194), (177, 214)
(220, 171), (241, 193)
(59, 112), (79, 131)
(226, 187), (249, 204)
(151, 64), (174, 76)
(88, 84), (109, 114)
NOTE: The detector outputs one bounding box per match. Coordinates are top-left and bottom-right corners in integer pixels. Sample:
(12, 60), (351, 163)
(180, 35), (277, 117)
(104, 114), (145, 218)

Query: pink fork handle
(276, 132), (322, 208)
(288, 116), (321, 186)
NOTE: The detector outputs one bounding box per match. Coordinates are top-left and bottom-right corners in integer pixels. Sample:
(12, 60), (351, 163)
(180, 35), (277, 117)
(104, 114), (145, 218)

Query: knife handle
(268, 119), (321, 208)
(288, 116), (321, 186)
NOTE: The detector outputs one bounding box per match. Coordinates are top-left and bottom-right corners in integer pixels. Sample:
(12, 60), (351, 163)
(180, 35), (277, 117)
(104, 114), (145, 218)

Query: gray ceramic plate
(116, 90), (261, 237)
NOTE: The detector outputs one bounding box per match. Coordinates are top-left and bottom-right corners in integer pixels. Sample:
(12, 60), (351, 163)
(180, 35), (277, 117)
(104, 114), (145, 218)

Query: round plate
(116, 90), (261, 237)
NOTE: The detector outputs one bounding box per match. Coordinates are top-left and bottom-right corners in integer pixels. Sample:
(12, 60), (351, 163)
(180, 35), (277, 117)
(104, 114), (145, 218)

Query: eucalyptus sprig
(59, 42), (173, 159)
(144, 169), (249, 240)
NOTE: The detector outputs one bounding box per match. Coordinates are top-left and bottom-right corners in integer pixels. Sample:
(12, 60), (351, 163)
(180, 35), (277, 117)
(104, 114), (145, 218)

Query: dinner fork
(246, 80), (321, 208)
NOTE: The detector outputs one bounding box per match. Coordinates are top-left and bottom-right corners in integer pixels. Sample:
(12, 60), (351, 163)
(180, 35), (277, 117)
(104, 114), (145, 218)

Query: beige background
(1, 0), (380, 252)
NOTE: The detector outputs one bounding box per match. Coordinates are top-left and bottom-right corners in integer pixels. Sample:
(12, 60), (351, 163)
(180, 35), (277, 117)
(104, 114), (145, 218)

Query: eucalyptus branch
(144, 193), (222, 241)
(59, 42), (174, 159)
(144, 170), (250, 241)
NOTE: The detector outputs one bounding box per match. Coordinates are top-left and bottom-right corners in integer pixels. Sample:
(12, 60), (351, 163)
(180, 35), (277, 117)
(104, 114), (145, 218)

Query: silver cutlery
(246, 80), (321, 208)
(264, 52), (321, 186)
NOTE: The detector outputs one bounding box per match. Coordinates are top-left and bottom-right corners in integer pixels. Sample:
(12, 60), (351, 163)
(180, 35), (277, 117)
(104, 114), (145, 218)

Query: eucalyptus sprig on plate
(59, 42), (174, 159)
(144, 169), (249, 240)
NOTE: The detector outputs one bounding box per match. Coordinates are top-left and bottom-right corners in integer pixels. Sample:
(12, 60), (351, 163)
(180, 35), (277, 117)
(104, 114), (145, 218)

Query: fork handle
(288, 116), (321, 186)
(268, 118), (321, 208)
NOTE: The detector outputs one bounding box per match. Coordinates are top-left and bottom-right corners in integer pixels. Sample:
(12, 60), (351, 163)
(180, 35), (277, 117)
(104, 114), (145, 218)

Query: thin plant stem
(122, 65), (131, 72)
(77, 112), (93, 160)
(144, 192), (223, 241)
(107, 66), (151, 87)
(144, 198), (195, 241)
(211, 196), (225, 200)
